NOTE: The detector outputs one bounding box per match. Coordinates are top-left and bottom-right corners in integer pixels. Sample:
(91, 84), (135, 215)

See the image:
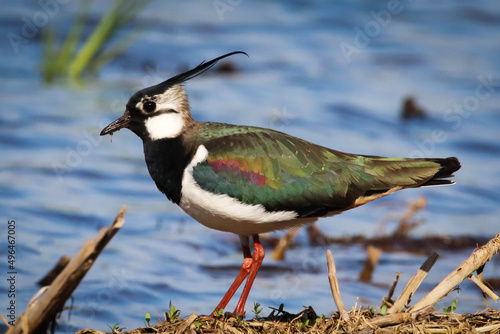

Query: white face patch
(144, 112), (184, 140)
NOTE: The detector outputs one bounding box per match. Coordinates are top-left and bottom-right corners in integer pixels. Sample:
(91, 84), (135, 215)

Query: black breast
(143, 137), (196, 204)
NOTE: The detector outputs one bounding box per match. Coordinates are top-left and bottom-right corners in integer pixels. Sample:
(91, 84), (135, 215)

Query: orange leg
(212, 235), (264, 318)
(233, 235), (264, 317)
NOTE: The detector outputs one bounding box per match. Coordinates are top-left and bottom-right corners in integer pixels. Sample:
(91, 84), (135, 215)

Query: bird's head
(100, 51), (248, 142)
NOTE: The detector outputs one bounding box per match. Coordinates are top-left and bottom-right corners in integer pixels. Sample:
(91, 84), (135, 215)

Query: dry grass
(76, 308), (500, 334)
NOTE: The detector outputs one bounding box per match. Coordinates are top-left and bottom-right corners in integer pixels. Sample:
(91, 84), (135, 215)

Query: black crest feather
(165, 51), (248, 85)
(138, 51), (248, 99)
(127, 51), (248, 108)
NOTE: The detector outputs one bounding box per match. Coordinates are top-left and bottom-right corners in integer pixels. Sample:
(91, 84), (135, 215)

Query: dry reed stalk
(326, 249), (349, 321)
(359, 245), (382, 282)
(469, 274), (499, 301)
(388, 252), (439, 314)
(37, 255), (71, 286)
(272, 227), (300, 260)
(382, 271), (401, 308)
(175, 313), (197, 334)
(412, 233), (500, 311)
(9, 206), (126, 334)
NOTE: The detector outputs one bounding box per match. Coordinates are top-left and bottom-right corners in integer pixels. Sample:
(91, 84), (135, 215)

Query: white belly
(179, 145), (317, 235)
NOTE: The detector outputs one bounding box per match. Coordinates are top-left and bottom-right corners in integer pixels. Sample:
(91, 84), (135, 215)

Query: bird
(100, 51), (461, 318)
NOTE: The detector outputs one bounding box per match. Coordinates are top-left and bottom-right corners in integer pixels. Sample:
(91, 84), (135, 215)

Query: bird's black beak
(100, 112), (131, 136)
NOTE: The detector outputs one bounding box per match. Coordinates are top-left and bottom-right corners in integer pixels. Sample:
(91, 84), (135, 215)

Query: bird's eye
(143, 101), (156, 113)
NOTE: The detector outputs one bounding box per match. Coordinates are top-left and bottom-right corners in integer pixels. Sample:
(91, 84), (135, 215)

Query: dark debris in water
(268, 196), (491, 260)
(265, 223), (490, 256)
(314, 233), (491, 253)
(401, 96), (427, 121)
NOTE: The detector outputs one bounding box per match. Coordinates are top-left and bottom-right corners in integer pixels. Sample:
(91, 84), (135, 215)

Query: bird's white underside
(179, 145), (316, 236)
(144, 104), (185, 140)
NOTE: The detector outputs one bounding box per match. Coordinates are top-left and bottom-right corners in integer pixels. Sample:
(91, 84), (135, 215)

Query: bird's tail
(350, 156), (460, 208)
(362, 156), (461, 195)
(418, 157), (461, 186)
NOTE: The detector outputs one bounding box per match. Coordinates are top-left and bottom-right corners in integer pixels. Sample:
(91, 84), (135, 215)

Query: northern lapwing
(100, 51), (461, 317)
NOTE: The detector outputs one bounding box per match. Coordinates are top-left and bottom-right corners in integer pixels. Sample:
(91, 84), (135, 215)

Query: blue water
(1, 0), (499, 332)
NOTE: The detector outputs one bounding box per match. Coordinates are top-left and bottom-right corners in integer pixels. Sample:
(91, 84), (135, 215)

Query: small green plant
(193, 321), (202, 329)
(107, 323), (120, 333)
(269, 303), (289, 319)
(144, 312), (151, 327)
(42, 0), (152, 84)
(166, 301), (181, 323)
(298, 319), (310, 331)
(443, 300), (457, 314)
(214, 308), (224, 317)
(236, 313), (244, 326)
(252, 302), (263, 320)
(380, 305), (388, 315)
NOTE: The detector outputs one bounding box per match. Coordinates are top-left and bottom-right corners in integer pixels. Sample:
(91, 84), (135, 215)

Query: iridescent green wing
(190, 123), (445, 217)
